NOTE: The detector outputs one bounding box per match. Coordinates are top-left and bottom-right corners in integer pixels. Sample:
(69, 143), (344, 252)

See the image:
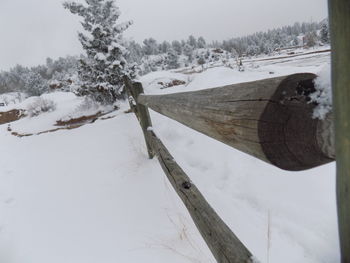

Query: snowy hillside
(0, 50), (339, 263)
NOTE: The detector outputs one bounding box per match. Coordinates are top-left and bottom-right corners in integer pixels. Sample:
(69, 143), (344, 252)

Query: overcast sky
(0, 0), (328, 70)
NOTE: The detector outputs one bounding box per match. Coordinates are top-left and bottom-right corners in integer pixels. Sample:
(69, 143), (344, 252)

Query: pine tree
(166, 48), (179, 70)
(197, 37), (206, 48)
(320, 23), (330, 44)
(143, 38), (159, 55)
(188, 35), (197, 48)
(305, 31), (318, 47)
(183, 44), (194, 63)
(23, 71), (48, 96)
(171, 40), (183, 55)
(63, 0), (133, 104)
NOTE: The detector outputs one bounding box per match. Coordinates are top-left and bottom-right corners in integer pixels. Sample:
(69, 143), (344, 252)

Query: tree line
(0, 0), (330, 105)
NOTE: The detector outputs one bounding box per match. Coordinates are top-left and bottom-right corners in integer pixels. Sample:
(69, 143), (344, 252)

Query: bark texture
(138, 73), (334, 171)
(147, 129), (253, 263)
(329, 0), (350, 261)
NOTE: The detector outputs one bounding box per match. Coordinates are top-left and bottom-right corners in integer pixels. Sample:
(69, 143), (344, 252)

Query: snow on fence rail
(124, 74), (336, 262)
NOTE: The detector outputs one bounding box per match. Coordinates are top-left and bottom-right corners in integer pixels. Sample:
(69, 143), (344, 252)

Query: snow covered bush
(139, 54), (167, 74)
(166, 48), (180, 70)
(74, 96), (100, 113)
(26, 98), (57, 117)
(310, 66), (332, 119)
(25, 72), (49, 96)
(63, 0), (134, 104)
(0, 92), (26, 106)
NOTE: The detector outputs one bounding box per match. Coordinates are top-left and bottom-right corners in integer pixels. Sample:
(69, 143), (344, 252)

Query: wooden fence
(122, 1), (350, 259)
(125, 77), (254, 263)
(124, 72), (338, 262)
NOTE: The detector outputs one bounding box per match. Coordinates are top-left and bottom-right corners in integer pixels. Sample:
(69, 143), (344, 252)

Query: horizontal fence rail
(137, 73), (335, 171)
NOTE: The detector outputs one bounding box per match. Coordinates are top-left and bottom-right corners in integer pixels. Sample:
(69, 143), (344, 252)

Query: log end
(259, 73), (334, 171)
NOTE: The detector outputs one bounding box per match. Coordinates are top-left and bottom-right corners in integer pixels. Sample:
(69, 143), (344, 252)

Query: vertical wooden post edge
(329, 0), (350, 262)
(123, 77), (154, 159)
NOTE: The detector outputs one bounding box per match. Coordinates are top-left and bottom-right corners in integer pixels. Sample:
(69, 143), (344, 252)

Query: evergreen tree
(188, 35), (197, 48)
(197, 37), (206, 48)
(197, 56), (206, 69)
(166, 48), (179, 69)
(23, 71), (48, 96)
(160, 41), (171, 53)
(171, 40), (182, 55)
(183, 44), (194, 63)
(63, 0), (133, 104)
(143, 38), (159, 55)
(320, 23), (330, 44)
(127, 40), (144, 64)
(305, 31), (318, 47)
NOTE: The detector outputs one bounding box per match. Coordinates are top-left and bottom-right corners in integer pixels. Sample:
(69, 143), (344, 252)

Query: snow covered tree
(320, 23), (330, 44)
(197, 37), (206, 48)
(187, 35), (197, 48)
(160, 41), (171, 54)
(126, 40), (143, 64)
(143, 38), (159, 55)
(171, 40), (182, 55)
(23, 71), (48, 96)
(197, 56), (206, 69)
(63, 0), (133, 104)
(305, 31), (318, 47)
(166, 48), (179, 70)
(183, 44), (194, 63)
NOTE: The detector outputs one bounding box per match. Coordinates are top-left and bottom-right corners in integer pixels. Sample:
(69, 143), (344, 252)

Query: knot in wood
(182, 181), (192, 190)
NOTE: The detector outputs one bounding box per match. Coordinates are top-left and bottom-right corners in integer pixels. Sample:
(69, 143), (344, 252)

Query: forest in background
(0, 19), (329, 98)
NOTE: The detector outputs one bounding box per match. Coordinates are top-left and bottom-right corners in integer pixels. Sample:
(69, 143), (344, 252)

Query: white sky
(0, 0), (328, 70)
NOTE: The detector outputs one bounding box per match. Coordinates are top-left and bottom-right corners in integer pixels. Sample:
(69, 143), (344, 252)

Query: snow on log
(137, 73), (335, 171)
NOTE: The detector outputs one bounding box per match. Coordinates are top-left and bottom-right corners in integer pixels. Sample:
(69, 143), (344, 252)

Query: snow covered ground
(0, 50), (339, 263)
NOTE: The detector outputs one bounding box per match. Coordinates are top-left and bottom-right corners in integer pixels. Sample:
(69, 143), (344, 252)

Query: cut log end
(259, 73), (334, 171)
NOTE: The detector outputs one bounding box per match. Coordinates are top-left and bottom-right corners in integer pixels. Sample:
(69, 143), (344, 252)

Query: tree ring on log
(258, 73), (334, 171)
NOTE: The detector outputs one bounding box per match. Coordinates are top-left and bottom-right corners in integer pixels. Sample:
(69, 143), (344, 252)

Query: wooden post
(124, 78), (154, 159)
(146, 129), (254, 263)
(138, 73), (335, 171)
(123, 76), (138, 114)
(328, 1), (350, 262)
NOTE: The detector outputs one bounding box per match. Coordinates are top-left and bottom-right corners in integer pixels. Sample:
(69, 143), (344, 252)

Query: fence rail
(137, 73), (335, 171)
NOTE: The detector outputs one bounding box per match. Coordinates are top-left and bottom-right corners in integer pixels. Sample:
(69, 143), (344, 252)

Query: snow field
(0, 51), (339, 263)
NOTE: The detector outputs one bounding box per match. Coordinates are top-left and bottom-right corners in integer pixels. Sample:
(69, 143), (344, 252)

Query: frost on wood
(310, 65), (332, 119)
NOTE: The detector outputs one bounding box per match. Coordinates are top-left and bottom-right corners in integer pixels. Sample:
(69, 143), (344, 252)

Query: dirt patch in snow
(0, 109), (26, 125)
(158, 79), (186, 89)
(55, 112), (104, 126)
(9, 109), (119, 138)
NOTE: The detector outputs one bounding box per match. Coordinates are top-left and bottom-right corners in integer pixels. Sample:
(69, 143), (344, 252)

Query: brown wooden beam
(124, 78), (154, 159)
(138, 73), (335, 171)
(146, 129), (254, 263)
(328, 0), (350, 261)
